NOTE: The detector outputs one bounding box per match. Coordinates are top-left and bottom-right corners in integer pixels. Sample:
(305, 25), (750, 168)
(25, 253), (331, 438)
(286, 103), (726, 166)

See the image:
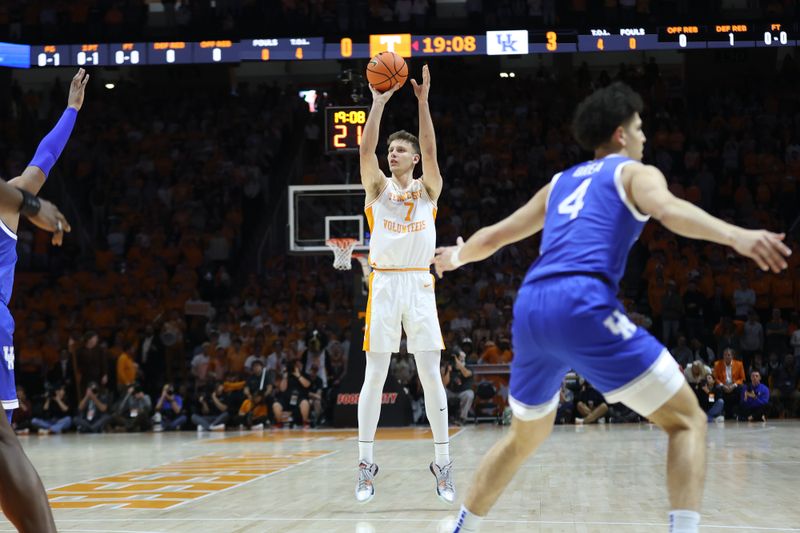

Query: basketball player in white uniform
(355, 65), (454, 504)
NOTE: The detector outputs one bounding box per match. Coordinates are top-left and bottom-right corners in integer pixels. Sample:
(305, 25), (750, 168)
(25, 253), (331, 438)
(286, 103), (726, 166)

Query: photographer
(575, 378), (608, 424)
(31, 384), (72, 434)
(73, 380), (112, 433)
(191, 382), (229, 431)
(112, 384), (152, 432)
(446, 348), (474, 425)
(271, 358), (311, 428)
(693, 373), (725, 423)
(153, 383), (187, 431)
(238, 390), (269, 430)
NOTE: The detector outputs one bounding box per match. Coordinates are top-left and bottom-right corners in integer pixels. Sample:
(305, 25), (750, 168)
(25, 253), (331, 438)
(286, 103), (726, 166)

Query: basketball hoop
(326, 238), (358, 270)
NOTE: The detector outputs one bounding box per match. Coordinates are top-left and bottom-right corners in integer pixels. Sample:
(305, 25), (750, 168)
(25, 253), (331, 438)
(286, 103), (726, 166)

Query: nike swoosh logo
(439, 407), (446, 411)
(424, 283), (432, 288)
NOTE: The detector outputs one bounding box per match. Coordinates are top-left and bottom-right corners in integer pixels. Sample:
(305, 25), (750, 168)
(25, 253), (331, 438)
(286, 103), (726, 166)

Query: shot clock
(325, 106), (368, 154)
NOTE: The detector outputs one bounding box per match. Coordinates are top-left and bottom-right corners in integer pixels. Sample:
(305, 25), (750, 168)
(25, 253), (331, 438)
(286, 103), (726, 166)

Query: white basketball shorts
(362, 270), (445, 354)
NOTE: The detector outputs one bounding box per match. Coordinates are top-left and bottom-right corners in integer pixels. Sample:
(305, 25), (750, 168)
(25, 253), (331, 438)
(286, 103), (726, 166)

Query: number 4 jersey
(508, 154), (684, 418)
(525, 154), (649, 287)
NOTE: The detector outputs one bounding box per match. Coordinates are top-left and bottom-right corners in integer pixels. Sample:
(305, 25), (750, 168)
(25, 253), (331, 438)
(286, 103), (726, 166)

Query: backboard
(288, 184), (369, 253)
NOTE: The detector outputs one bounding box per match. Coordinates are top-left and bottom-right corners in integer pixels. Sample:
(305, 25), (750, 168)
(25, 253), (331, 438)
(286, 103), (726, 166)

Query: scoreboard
(3, 20), (797, 69)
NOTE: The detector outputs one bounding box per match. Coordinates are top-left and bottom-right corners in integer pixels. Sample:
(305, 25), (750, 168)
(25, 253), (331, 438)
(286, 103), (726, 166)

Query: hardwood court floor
(3, 421), (799, 533)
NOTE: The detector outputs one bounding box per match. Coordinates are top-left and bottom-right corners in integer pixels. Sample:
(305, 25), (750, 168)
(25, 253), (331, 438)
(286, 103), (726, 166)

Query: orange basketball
(366, 51), (408, 93)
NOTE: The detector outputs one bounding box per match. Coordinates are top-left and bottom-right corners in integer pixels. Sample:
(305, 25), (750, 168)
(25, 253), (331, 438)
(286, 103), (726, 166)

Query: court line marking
(162, 450), (338, 510)
(46, 451), (336, 510)
(307, 459), (800, 472)
(44, 452), (212, 492)
(38, 517), (800, 531)
(0, 530), (161, 533)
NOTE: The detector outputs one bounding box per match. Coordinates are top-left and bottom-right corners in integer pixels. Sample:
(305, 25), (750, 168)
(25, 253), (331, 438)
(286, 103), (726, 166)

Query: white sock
(454, 504), (483, 532)
(669, 510), (700, 533)
(435, 441), (450, 467)
(357, 351), (391, 464)
(358, 440), (374, 464)
(415, 350), (451, 466)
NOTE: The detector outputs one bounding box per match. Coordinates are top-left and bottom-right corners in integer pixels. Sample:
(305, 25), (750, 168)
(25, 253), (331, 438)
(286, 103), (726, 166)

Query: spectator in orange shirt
(116, 343), (138, 394)
(479, 338), (512, 364)
(713, 348), (745, 419)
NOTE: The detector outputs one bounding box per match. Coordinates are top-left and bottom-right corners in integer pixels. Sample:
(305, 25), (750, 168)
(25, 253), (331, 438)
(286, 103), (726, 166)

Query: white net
(326, 238), (358, 270)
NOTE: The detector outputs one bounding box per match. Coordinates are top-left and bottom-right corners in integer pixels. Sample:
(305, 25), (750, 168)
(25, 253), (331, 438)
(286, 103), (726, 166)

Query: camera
(167, 387), (174, 396)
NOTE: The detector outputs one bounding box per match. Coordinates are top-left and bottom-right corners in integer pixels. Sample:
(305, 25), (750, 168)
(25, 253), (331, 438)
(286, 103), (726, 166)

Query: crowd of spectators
(0, 1), (792, 44)
(3, 46), (800, 434)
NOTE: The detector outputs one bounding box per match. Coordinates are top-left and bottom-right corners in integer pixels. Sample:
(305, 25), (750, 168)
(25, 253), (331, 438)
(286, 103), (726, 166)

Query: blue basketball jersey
(509, 155), (683, 413)
(524, 154), (649, 288)
(0, 219), (18, 416)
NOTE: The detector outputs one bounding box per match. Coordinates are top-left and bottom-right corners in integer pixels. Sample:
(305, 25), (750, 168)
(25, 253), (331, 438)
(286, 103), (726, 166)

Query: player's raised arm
(9, 68), (88, 197)
(434, 184), (550, 277)
(626, 163), (791, 272)
(411, 65), (442, 201)
(360, 83), (400, 202)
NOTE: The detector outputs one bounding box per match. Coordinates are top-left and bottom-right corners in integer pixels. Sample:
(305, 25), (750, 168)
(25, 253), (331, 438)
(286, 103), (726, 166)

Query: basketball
(366, 51), (408, 93)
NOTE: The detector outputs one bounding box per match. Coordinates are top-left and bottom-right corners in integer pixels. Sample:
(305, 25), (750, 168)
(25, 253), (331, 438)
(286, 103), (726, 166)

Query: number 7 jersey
(365, 178), (437, 270)
(525, 154), (650, 287)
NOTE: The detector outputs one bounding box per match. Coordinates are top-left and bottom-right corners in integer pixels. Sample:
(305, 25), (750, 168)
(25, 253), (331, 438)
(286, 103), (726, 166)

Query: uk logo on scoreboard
(486, 30), (529, 55)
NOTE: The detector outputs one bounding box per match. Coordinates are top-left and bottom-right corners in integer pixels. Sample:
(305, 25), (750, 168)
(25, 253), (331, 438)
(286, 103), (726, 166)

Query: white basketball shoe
(355, 461), (379, 503)
(430, 460), (456, 504)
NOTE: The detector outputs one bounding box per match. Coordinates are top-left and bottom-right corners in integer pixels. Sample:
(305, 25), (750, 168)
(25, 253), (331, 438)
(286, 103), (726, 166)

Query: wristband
(17, 188), (41, 218)
(451, 246), (465, 268)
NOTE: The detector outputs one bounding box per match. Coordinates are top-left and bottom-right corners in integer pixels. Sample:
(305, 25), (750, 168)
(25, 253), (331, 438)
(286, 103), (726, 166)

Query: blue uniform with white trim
(0, 218), (18, 419)
(509, 154), (682, 417)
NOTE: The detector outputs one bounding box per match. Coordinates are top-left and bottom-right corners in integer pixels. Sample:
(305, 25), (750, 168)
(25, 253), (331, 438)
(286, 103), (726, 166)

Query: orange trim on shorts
(362, 271), (375, 351)
(432, 207), (437, 220)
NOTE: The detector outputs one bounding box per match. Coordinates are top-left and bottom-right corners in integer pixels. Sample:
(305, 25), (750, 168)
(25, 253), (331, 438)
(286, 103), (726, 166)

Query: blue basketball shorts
(508, 276), (684, 420)
(0, 308), (17, 422)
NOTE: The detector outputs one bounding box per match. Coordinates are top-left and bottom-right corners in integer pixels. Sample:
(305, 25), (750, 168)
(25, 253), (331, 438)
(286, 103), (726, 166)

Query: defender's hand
(410, 64), (430, 102)
(68, 68), (89, 111)
(433, 236), (465, 278)
(26, 199), (71, 246)
(732, 229), (791, 273)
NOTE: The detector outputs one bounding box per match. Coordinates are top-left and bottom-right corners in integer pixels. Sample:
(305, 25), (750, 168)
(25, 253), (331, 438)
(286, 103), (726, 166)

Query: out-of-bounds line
(40, 517), (800, 531)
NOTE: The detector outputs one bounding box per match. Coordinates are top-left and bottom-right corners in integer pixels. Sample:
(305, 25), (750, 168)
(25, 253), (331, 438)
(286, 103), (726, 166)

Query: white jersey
(365, 178), (437, 270)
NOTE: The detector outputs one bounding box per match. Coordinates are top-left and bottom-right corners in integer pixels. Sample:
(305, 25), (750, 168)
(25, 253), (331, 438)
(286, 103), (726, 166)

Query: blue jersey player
(434, 83), (791, 533)
(0, 68), (87, 533)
